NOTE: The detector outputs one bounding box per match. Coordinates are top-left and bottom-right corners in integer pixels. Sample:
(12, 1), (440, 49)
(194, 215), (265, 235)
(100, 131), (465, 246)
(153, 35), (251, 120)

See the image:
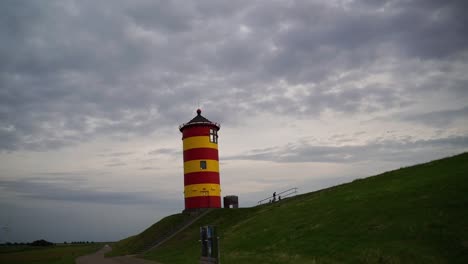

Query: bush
(30, 239), (54, 247)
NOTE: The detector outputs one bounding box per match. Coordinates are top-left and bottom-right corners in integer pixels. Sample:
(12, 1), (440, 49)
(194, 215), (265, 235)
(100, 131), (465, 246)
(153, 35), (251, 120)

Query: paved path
(75, 245), (161, 264)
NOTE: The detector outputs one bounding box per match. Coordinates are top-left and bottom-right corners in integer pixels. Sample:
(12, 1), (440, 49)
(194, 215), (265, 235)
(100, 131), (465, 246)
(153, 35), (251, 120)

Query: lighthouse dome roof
(179, 109), (220, 132)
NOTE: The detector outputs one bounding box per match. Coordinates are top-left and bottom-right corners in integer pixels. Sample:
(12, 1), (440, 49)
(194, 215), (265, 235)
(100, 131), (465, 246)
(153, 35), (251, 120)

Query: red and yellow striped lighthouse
(179, 109), (221, 210)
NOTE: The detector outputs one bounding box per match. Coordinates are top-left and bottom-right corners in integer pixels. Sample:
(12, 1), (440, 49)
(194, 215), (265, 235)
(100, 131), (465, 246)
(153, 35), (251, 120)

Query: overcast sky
(1, 0), (467, 243)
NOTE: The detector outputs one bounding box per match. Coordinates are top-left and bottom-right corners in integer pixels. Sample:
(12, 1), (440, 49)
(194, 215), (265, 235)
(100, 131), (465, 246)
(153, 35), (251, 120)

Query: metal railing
(257, 187), (298, 205)
(137, 209), (213, 254)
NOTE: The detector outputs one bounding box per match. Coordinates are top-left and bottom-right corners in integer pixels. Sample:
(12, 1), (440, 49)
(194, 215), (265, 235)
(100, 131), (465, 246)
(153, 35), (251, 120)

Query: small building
(223, 195), (238, 208)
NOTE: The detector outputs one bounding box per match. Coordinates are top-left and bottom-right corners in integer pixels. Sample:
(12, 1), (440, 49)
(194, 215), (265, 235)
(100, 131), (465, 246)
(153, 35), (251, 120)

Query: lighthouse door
(200, 190), (210, 208)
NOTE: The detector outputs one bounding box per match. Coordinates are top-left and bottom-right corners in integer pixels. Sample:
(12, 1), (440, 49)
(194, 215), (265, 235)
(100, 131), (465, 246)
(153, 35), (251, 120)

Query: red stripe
(184, 172), (220, 185)
(184, 148), (218, 162)
(185, 196), (221, 209)
(182, 126), (211, 139)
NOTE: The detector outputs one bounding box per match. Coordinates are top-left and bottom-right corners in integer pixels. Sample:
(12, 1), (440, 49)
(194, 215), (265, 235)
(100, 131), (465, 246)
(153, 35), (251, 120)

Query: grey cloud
(148, 148), (181, 156)
(1, 0), (467, 151)
(390, 0), (468, 59)
(139, 167), (160, 171)
(125, 1), (196, 33)
(399, 106), (468, 127)
(106, 162), (126, 167)
(224, 135), (468, 163)
(105, 158), (127, 167)
(23, 172), (88, 183)
(98, 151), (134, 157)
(0, 177), (166, 205)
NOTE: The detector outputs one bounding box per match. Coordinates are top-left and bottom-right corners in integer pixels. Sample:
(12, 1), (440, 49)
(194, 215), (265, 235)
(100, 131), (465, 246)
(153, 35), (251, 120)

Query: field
(111, 153), (468, 263)
(0, 243), (102, 264)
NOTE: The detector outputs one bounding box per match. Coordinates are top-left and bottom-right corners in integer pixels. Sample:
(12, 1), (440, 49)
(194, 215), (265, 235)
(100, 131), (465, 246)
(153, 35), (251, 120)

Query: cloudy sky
(1, 0), (467, 243)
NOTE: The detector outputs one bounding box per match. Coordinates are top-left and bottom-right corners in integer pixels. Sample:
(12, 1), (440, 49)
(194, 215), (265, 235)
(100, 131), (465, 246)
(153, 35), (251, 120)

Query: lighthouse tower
(179, 109), (221, 210)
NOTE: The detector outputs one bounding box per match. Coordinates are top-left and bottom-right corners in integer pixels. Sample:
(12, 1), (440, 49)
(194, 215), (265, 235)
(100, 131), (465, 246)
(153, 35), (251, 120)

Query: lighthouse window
(209, 129), (218, 143)
(200, 160), (207, 170)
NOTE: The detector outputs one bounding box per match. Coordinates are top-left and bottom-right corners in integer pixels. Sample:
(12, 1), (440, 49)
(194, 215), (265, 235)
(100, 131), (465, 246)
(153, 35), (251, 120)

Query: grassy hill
(112, 153), (468, 263)
(107, 213), (193, 256)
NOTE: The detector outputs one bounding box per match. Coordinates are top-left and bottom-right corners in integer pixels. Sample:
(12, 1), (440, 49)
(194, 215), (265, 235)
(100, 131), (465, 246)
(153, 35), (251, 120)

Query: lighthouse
(179, 109), (221, 210)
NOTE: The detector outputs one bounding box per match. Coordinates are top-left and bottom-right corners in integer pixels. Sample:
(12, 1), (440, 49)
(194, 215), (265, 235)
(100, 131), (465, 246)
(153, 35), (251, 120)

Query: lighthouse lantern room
(179, 109), (221, 210)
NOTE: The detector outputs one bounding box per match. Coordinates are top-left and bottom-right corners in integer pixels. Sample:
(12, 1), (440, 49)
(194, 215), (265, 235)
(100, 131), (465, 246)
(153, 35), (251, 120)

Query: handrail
(137, 209), (213, 254)
(257, 187), (298, 205)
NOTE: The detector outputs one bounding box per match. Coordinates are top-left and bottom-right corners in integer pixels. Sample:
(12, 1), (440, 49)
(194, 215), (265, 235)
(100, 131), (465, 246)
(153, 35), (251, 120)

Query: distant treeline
(1, 239), (96, 246)
(1, 239), (54, 246)
(63, 241), (95, 244)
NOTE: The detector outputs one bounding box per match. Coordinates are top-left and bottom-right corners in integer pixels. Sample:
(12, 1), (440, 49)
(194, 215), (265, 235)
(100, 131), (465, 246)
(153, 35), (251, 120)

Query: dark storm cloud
(1, 0), (467, 151)
(0, 177), (169, 205)
(225, 135), (468, 163)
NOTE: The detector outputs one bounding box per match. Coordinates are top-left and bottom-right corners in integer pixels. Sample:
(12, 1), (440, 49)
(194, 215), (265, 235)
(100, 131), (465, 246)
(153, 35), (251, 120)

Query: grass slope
(118, 153), (468, 263)
(0, 244), (102, 264)
(107, 212), (192, 256)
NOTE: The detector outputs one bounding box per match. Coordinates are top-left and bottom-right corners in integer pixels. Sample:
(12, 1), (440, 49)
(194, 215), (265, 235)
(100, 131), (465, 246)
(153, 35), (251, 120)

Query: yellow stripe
(184, 183), (221, 198)
(184, 159), (219, 174)
(183, 136), (218, 151)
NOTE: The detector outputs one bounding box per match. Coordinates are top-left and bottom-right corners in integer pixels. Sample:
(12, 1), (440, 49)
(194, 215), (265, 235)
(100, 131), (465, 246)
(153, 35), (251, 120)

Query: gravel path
(75, 245), (161, 264)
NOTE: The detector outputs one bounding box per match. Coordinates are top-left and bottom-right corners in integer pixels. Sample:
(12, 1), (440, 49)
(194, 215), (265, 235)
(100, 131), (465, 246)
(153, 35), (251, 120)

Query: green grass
(0, 243), (102, 264)
(132, 152), (468, 263)
(107, 212), (193, 256)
